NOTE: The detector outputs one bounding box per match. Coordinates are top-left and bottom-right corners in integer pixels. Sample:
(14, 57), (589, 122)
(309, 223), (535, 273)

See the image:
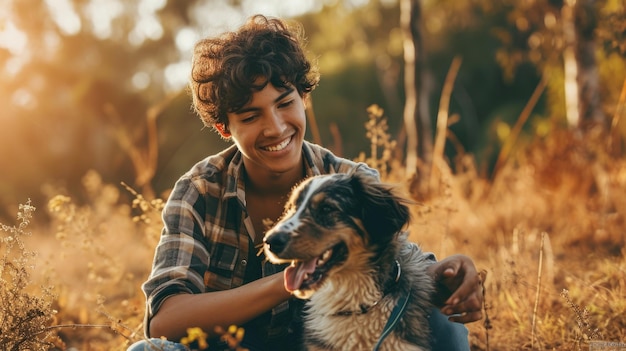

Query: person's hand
(427, 254), (484, 324)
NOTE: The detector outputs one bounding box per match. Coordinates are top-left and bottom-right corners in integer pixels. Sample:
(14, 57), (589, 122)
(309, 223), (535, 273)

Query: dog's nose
(265, 231), (290, 255)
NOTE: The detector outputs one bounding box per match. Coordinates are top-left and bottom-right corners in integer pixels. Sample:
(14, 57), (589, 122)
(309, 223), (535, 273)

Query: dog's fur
(263, 171), (435, 351)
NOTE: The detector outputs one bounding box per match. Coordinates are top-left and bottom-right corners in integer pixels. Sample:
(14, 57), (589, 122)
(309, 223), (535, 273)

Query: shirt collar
(220, 145), (244, 202)
(302, 141), (323, 177)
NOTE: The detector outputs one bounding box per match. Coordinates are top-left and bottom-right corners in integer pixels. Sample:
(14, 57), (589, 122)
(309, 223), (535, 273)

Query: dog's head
(263, 171), (411, 299)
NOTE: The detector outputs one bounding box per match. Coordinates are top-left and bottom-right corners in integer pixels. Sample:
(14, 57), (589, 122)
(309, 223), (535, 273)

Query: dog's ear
(350, 173), (411, 242)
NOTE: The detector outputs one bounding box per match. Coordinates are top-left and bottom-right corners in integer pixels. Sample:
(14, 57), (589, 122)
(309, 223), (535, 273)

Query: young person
(128, 14), (483, 351)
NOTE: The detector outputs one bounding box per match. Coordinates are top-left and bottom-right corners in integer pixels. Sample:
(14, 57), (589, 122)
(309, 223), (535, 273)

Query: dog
(263, 170), (435, 351)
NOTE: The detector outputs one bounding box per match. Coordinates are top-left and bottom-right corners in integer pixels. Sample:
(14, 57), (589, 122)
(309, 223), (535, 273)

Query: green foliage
(597, 3), (626, 56)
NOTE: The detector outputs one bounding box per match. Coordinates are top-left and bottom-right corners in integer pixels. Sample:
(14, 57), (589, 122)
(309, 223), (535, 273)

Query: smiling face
(220, 82), (307, 177)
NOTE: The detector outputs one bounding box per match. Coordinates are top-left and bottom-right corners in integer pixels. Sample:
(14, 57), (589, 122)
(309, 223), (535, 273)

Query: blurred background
(1, 0), (624, 220)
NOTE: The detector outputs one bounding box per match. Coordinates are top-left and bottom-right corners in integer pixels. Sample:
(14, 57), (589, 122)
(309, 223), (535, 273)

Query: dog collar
(333, 259), (402, 317)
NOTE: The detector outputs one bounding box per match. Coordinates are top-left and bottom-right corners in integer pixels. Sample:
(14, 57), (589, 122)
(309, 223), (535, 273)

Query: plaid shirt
(142, 141), (378, 345)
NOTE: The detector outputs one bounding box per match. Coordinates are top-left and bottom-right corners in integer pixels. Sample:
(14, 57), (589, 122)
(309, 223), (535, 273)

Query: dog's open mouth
(284, 242), (347, 297)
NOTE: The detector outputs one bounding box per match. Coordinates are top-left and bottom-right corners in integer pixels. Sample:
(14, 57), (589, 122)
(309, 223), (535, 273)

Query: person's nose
(262, 110), (286, 137)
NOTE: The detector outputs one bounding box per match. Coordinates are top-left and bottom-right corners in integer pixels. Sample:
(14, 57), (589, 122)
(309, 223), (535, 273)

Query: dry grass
(412, 127), (626, 351)
(1, 108), (625, 350)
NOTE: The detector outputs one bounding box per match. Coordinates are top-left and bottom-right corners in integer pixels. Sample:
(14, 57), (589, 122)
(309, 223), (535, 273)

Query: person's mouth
(262, 136), (292, 152)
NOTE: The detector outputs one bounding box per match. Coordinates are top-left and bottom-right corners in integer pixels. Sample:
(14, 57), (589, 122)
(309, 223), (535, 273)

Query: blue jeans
(428, 308), (470, 350)
(127, 338), (189, 351)
(127, 308), (469, 351)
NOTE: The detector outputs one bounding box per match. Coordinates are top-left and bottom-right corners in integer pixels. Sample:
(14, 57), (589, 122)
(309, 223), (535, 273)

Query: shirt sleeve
(141, 177), (211, 335)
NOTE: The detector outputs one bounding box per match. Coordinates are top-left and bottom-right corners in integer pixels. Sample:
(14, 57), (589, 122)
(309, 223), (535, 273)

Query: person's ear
(215, 123), (231, 138)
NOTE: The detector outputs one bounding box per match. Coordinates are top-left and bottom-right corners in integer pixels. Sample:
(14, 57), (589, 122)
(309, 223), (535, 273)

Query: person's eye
(240, 115), (258, 123)
(278, 100), (294, 109)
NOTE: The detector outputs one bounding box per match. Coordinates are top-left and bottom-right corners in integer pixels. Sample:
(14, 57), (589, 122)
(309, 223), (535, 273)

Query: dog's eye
(318, 203), (335, 214)
(312, 202), (337, 227)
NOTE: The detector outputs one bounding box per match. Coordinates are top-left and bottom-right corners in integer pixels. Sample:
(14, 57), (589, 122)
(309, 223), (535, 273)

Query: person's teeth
(265, 138), (290, 151)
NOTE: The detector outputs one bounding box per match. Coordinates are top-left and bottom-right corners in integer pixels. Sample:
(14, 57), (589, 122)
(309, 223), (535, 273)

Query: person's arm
(145, 175), (292, 342)
(149, 271), (291, 341)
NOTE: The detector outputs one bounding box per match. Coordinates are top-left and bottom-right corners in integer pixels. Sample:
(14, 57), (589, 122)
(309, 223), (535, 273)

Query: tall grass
(1, 106), (625, 350)
(0, 200), (61, 350)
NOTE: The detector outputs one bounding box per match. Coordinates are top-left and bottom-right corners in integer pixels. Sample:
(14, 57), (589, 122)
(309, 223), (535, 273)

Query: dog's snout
(265, 231), (290, 255)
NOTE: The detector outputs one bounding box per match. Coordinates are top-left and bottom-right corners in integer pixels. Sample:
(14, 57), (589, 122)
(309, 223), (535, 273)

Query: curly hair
(190, 15), (320, 130)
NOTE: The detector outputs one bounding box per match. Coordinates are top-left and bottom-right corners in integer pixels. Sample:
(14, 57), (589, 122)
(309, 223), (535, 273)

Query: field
(1, 124), (625, 351)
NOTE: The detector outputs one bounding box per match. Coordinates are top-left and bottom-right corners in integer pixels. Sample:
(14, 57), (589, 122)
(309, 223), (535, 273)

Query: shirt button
(241, 259), (247, 266)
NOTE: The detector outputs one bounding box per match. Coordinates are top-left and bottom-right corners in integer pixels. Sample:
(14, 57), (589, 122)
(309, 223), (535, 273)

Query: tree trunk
(562, 0), (605, 129)
(562, 0), (579, 127)
(401, 0), (432, 195)
(574, 0), (606, 128)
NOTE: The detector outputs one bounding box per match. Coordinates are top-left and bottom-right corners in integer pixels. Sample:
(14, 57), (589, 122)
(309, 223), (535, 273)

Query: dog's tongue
(284, 259), (317, 292)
